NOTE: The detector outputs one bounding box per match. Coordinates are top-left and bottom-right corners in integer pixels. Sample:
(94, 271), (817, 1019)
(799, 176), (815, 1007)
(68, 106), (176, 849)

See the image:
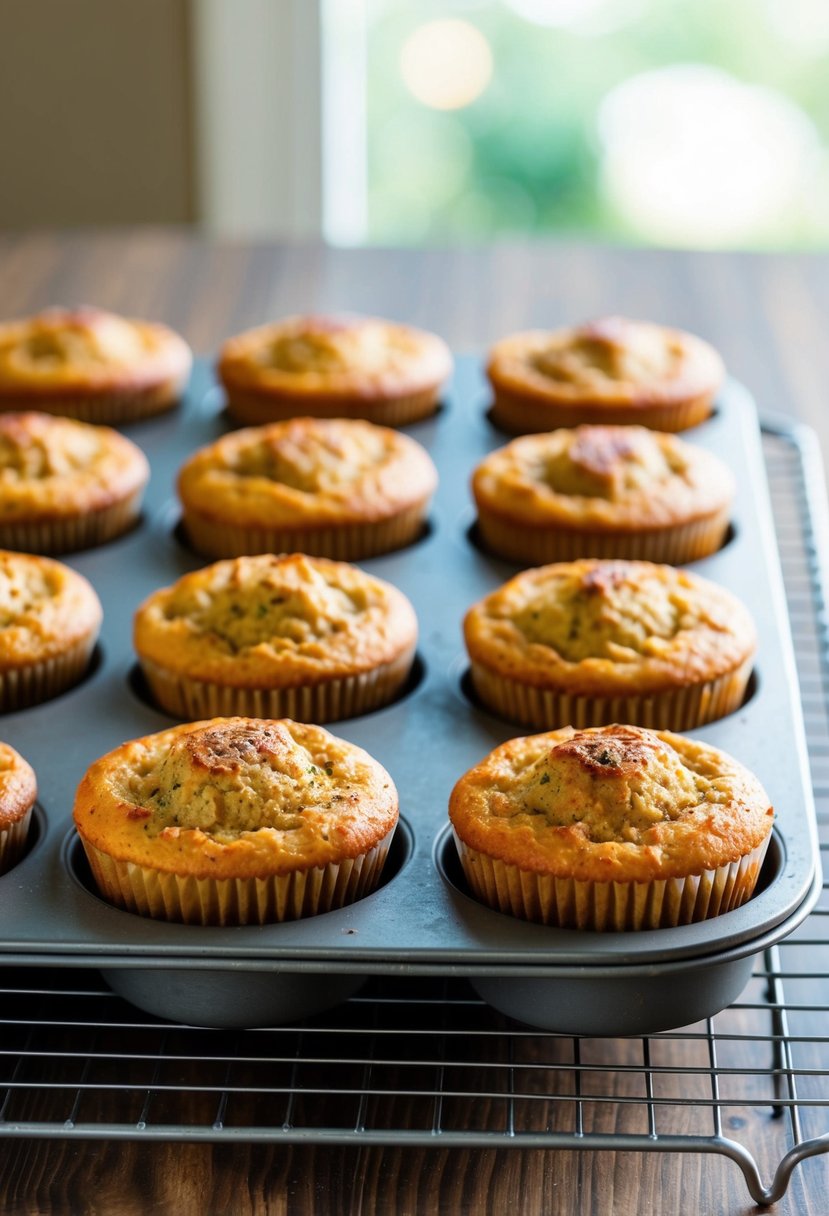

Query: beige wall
(0, 0), (193, 227)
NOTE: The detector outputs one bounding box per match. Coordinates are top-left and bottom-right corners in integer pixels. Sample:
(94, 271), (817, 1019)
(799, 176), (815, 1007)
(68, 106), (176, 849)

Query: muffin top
(134, 553), (417, 687)
(178, 417), (437, 527)
(0, 308), (191, 397)
(472, 425), (733, 531)
(449, 724), (773, 882)
(0, 550), (102, 670)
(464, 559), (755, 696)
(0, 412), (149, 520)
(218, 314), (452, 402)
(0, 741), (37, 830)
(73, 716), (398, 879)
(487, 317), (723, 409)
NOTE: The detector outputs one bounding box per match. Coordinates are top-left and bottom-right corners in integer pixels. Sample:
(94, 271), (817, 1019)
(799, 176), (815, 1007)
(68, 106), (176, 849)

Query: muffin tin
(0, 357), (819, 1035)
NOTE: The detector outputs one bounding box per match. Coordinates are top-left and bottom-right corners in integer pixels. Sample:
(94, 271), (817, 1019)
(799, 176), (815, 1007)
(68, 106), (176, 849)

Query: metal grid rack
(1, 423), (828, 1207)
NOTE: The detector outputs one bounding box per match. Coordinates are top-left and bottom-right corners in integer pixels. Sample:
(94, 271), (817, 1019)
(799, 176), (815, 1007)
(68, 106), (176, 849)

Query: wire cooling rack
(0, 421), (828, 1208)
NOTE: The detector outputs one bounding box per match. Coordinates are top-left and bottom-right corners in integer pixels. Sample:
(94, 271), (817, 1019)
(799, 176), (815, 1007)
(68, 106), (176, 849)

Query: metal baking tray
(0, 357), (820, 1035)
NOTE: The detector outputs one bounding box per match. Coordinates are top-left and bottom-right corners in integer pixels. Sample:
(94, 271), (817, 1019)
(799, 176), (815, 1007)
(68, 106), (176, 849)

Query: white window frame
(190, 0), (367, 243)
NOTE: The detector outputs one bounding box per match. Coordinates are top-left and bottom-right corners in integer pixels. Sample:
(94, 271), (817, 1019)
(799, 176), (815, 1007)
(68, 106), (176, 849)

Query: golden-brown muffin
(486, 316), (724, 434)
(73, 716), (399, 925)
(177, 416), (437, 560)
(464, 559), (755, 731)
(0, 741), (37, 874)
(472, 425), (733, 566)
(0, 412), (149, 553)
(0, 550), (102, 710)
(449, 723), (773, 929)
(134, 553), (417, 723)
(218, 313), (452, 427)
(0, 307), (192, 424)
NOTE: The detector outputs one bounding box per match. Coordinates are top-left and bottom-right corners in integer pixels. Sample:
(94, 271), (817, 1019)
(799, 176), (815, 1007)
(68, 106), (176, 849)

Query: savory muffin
(486, 316), (724, 434)
(73, 716), (399, 925)
(472, 425), (733, 565)
(0, 550), (102, 710)
(177, 416), (437, 560)
(0, 307), (192, 424)
(464, 559), (755, 732)
(0, 412), (149, 553)
(0, 741), (37, 875)
(218, 313), (452, 427)
(449, 723), (773, 930)
(134, 553), (417, 723)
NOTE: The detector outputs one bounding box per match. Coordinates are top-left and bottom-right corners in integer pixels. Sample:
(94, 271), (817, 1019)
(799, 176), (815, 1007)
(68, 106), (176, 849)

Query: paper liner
(0, 807), (32, 876)
(225, 387), (440, 428)
(475, 507), (730, 567)
(0, 379), (185, 426)
(80, 829), (395, 926)
(453, 832), (771, 930)
(0, 634), (98, 712)
(181, 501), (428, 561)
(489, 391), (714, 436)
(469, 656), (753, 732)
(0, 488), (144, 555)
(139, 645), (416, 724)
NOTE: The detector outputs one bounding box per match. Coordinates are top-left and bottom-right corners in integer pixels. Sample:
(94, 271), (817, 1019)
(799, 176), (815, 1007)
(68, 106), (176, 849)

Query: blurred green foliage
(364, 0), (829, 247)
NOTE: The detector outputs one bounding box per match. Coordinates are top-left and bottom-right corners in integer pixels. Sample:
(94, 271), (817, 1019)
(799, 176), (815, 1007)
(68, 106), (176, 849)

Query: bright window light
(504, 0), (643, 33)
(598, 64), (823, 246)
(400, 19), (493, 111)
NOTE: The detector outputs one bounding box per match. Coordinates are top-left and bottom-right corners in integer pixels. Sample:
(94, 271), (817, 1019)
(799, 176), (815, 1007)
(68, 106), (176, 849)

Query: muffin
(449, 723), (773, 930)
(0, 307), (192, 425)
(0, 742), (37, 875)
(486, 316), (724, 434)
(472, 425), (733, 566)
(73, 716), (399, 925)
(134, 553), (417, 722)
(218, 313), (452, 427)
(177, 416), (437, 561)
(0, 550), (102, 710)
(0, 412), (149, 553)
(464, 559), (755, 732)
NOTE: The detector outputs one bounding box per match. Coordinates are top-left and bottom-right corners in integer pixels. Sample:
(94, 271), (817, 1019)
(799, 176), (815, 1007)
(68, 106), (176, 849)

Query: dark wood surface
(0, 229), (828, 1215)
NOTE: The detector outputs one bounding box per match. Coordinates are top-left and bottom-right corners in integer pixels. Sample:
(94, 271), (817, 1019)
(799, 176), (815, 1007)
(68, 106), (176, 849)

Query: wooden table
(0, 230), (827, 1215)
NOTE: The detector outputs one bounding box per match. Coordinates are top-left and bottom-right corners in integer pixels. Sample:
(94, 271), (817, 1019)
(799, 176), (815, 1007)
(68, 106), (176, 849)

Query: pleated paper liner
(453, 832), (771, 931)
(225, 386), (441, 428)
(0, 635), (98, 712)
(468, 656), (754, 732)
(0, 807), (33, 876)
(474, 506), (731, 567)
(80, 828), (395, 926)
(0, 381), (185, 426)
(488, 390), (715, 436)
(139, 645), (416, 724)
(180, 501), (429, 561)
(0, 490), (144, 555)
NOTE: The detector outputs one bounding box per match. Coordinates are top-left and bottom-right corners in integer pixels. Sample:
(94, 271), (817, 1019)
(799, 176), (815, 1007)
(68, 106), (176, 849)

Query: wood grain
(0, 231), (827, 1215)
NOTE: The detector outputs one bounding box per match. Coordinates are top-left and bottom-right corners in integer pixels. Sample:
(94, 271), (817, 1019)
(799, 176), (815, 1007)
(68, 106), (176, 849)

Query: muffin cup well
(475, 506), (731, 567)
(0, 634), (98, 712)
(0, 489), (144, 555)
(181, 501), (429, 562)
(225, 387), (441, 428)
(453, 832), (771, 931)
(468, 656), (753, 732)
(80, 828), (395, 926)
(488, 390), (715, 436)
(139, 646), (416, 724)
